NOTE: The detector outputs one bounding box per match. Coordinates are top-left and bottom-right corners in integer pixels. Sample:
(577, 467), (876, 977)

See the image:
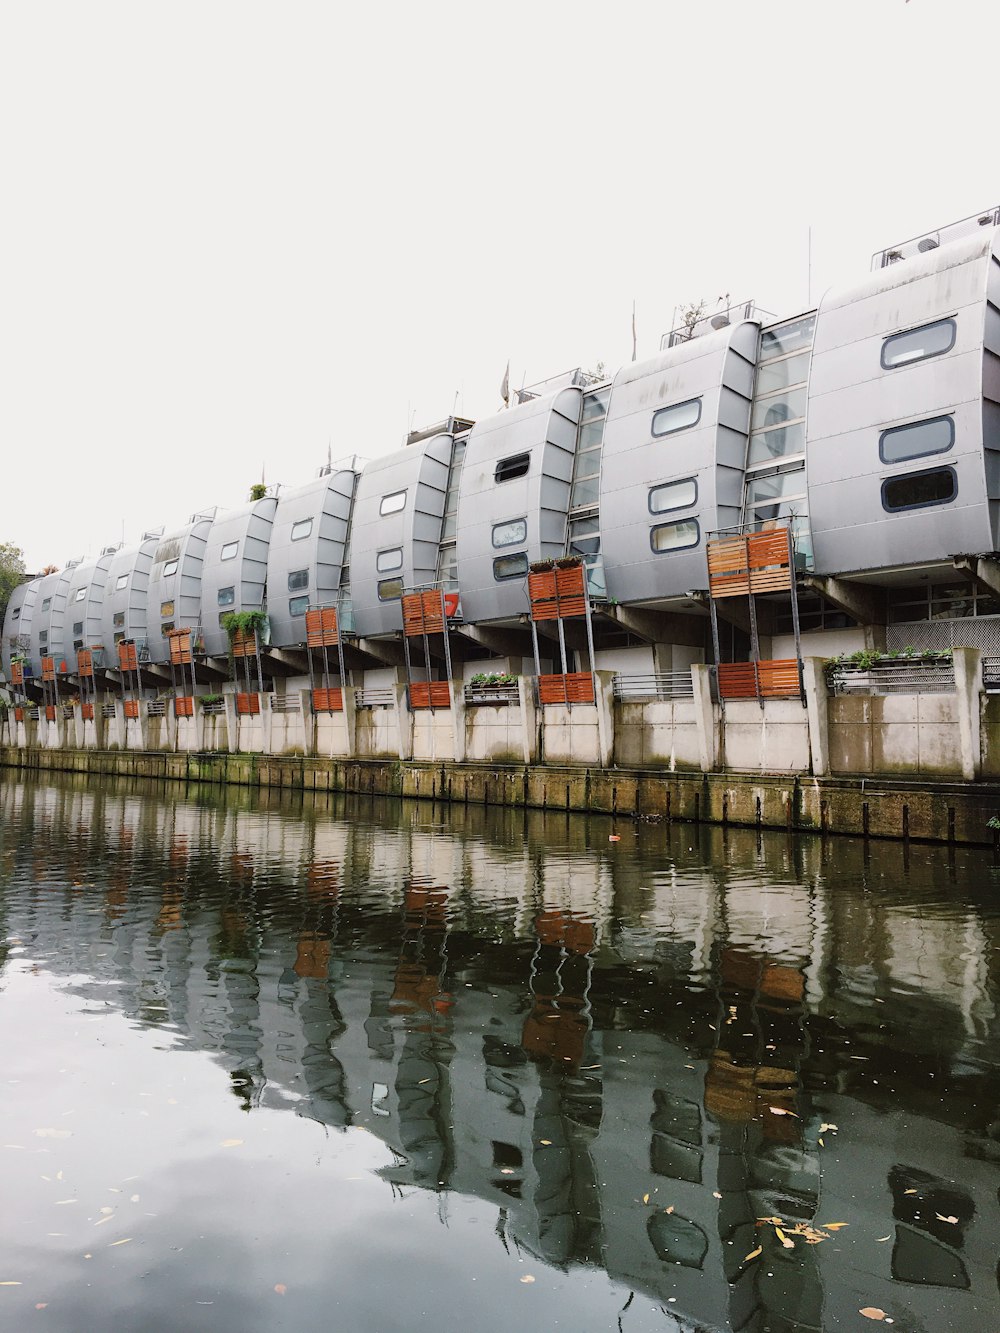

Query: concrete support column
(393, 676), (413, 760)
(93, 702), (107, 751)
(341, 682), (357, 758)
(165, 706), (178, 754)
(450, 678), (467, 764)
(692, 664), (719, 773)
(260, 696), (273, 755)
(595, 669), (615, 769)
(801, 657), (831, 778)
(518, 675), (539, 764)
(223, 695), (237, 753)
(300, 690), (317, 757)
(953, 646), (983, 781)
(112, 700), (126, 750)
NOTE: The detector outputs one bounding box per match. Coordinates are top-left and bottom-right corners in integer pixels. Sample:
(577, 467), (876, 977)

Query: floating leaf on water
(713, 1191), (722, 1199)
(109, 1238), (132, 1247)
(130, 1195), (140, 1203)
(859, 1310), (888, 1322)
(744, 1246), (762, 1262)
(519, 1275), (535, 1284)
(274, 1284), (287, 1295)
(775, 1227), (794, 1250)
(100, 1207), (113, 1216)
(768, 1107), (797, 1117)
(220, 1140), (244, 1148)
(904, 1189), (917, 1195)
(539, 1140), (551, 1146)
(819, 1123), (838, 1133)
(53, 1200), (77, 1206)
(823, 1222), (848, 1231)
(876, 1235), (891, 1242)
(0, 1282), (22, 1286)
(935, 1213), (958, 1224)
(642, 1193), (649, 1204)
(35, 1303), (47, 1309)
(35, 1129), (71, 1140)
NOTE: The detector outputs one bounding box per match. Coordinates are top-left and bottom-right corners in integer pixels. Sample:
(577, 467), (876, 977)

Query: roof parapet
(871, 205), (1000, 271)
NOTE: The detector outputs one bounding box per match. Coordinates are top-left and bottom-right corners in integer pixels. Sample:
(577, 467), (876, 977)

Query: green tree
(0, 542), (26, 623)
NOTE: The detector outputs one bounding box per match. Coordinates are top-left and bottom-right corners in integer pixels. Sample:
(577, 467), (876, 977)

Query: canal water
(1, 777), (998, 1333)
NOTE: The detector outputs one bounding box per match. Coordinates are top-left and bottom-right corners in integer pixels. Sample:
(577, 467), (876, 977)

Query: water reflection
(1, 777), (999, 1331)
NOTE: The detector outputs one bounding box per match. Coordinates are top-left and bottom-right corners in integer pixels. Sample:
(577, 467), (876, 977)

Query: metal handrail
(464, 682), (520, 705)
(613, 671), (695, 701)
(147, 700), (167, 716)
(827, 658), (955, 696)
(355, 687), (396, 708)
(269, 694), (302, 714)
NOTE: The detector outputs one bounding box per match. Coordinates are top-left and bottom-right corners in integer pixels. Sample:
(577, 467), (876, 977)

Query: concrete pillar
(93, 701), (107, 751)
(393, 676), (414, 760)
(223, 695), (237, 753)
(953, 646), (983, 782)
(165, 705), (178, 753)
(518, 675), (539, 764)
(801, 657), (831, 778)
(595, 669), (615, 769)
(260, 695), (273, 755)
(341, 682), (357, 758)
(300, 689), (317, 756)
(450, 678), (467, 763)
(692, 664), (719, 773)
(111, 699), (126, 750)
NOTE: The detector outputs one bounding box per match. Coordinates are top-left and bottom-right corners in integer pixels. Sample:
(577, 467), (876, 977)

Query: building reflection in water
(1, 777), (999, 1332)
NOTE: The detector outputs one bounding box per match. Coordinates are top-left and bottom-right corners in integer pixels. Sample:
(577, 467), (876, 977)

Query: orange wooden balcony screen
(236, 692), (261, 715)
(402, 590), (446, 638)
(537, 671), (595, 705)
(311, 686), (343, 713)
(174, 696), (195, 717)
(230, 629), (257, 658)
(528, 565), (586, 621)
(167, 629), (193, 665)
(81, 703), (94, 721)
(305, 607), (339, 647)
(409, 680), (451, 709)
(707, 530), (793, 599)
(123, 699), (140, 719)
(76, 649), (94, 677)
(118, 641), (139, 672)
(11, 661), (24, 686)
(717, 659), (800, 700)
(41, 656), (55, 682)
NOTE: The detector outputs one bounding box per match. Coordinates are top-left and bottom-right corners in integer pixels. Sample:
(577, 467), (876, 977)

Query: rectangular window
(289, 595), (309, 616)
(160, 600), (175, 618)
(379, 491), (406, 516)
(41, 598), (51, 611)
(161, 621), (175, 635)
(113, 612), (125, 628)
(650, 520), (700, 553)
(881, 318), (956, 369)
(651, 398), (701, 437)
(72, 621), (83, 636)
(39, 631), (47, 643)
(649, 478), (697, 514)
(220, 541), (239, 561)
(492, 518), (527, 548)
(114, 631), (125, 644)
(287, 569), (309, 590)
(218, 586), (235, 607)
(754, 350), (812, 397)
(581, 387), (611, 420)
(746, 421), (805, 466)
(162, 559), (178, 578)
(377, 577), (404, 601)
(745, 468), (806, 508)
(376, 547), (403, 573)
(879, 415), (954, 464)
(493, 552), (528, 580)
(291, 518), (313, 541)
(759, 313), (816, 361)
(115, 573), (128, 590)
(882, 467), (957, 512)
(74, 587), (86, 602)
(11, 608), (19, 620)
(495, 453), (530, 483)
(750, 386), (807, 434)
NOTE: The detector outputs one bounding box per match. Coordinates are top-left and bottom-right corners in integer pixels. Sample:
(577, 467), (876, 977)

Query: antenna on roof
(632, 299), (637, 362)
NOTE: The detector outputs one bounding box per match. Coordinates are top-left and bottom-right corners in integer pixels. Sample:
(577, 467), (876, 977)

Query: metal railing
(871, 205), (1000, 271)
(102, 702), (117, 719)
(612, 671), (695, 701)
(269, 694), (302, 714)
(662, 300), (772, 349)
(147, 700), (167, 717)
(62, 705), (75, 719)
(983, 657), (1000, 693)
(827, 658), (955, 696)
(464, 682), (520, 706)
(355, 687), (396, 709)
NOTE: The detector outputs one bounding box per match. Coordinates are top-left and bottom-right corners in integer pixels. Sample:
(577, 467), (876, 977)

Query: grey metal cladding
(101, 539), (156, 653)
(807, 230), (998, 573)
(2, 578), (38, 675)
(600, 322), (756, 604)
(350, 437), (450, 637)
(200, 497), (278, 656)
(455, 387), (582, 622)
(26, 567), (75, 670)
(266, 470), (357, 648)
(145, 517), (214, 663)
(64, 553), (114, 652)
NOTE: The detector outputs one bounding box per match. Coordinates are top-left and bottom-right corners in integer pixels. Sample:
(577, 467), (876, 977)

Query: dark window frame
(162, 559), (178, 578)
(648, 477), (698, 516)
(881, 466), (958, 513)
(879, 414), (955, 465)
(219, 541), (239, 562)
(494, 453), (531, 483)
(375, 547), (403, 573)
(287, 568), (309, 591)
(290, 518), (313, 541)
(493, 551), (529, 581)
(880, 318), (957, 371)
(377, 577), (404, 601)
(217, 585), (236, 606)
(649, 519), (701, 553)
(651, 398), (702, 438)
(379, 490), (407, 516)
(492, 517), (528, 548)
(288, 594), (309, 617)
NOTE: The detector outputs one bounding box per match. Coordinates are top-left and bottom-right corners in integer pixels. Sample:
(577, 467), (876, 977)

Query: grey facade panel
(64, 553), (114, 658)
(2, 579), (38, 677)
(266, 469), (357, 649)
(101, 539), (157, 658)
(807, 230), (999, 572)
(145, 519), (214, 663)
(350, 438), (450, 637)
(200, 498), (278, 656)
(600, 324), (755, 606)
(25, 567), (78, 672)
(455, 388), (582, 623)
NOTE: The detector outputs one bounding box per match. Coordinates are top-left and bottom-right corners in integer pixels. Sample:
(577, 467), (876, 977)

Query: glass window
(161, 621), (175, 635)
(440, 512), (457, 541)
(289, 595), (309, 617)
(218, 586), (235, 607)
(572, 450), (601, 481)
(493, 552), (528, 580)
(72, 621), (83, 636)
(74, 587), (86, 602)
(39, 630), (47, 643)
(115, 573), (128, 590)
(569, 476), (601, 508)
(649, 478), (697, 514)
(754, 350), (812, 396)
(113, 612), (125, 628)
(11, 608), (19, 620)
(881, 319), (956, 369)
(220, 541), (239, 561)
(747, 420), (806, 466)
(114, 631), (125, 645)
(376, 547), (403, 573)
(41, 598), (51, 611)
(879, 415), (954, 464)
(287, 569), (309, 591)
(751, 386), (807, 433)
(492, 518), (527, 548)
(379, 491), (406, 516)
(577, 419), (605, 450)
(162, 559), (178, 578)
(650, 520), (700, 553)
(495, 453), (530, 482)
(652, 399), (701, 437)
(581, 387), (611, 420)
(291, 518), (313, 541)
(160, 600), (174, 618)
(745, 467), (807, 507)
(377, 577), (404, 601)
(436, 545), (459, 589)
(882, 467), (957, 512)
(759, 313), (816, 361)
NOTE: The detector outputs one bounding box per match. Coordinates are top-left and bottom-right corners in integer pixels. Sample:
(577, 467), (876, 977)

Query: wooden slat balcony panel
(758, 659), (801, 697)
(305, 607), (339, 647)
(174, 696), (195, 717)
(311, 687), (344, 713)
(409, 681), (451, 710)
(236, 692), (261, 715)
(118, 642), (138, 672)
(717, 663), (760, 700)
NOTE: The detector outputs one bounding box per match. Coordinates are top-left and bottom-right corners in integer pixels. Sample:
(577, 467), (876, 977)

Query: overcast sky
(2, 0), (997, 571)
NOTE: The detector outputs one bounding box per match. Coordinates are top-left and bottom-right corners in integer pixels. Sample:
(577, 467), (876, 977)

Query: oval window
(651, 399), (701, 437)
(492, 518), (527, 548)
(879, 415), (954, 464)
(650, 520), (701, 553)
(376, 547), (403, 572)
(881, 319), (956, 369)
(881, 467), (957, 512)
(649, 479), (697, 514)
(379, 491), (406, 516)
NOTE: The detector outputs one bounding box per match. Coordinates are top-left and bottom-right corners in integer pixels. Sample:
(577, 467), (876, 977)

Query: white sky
(2, 0), (997, 571)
